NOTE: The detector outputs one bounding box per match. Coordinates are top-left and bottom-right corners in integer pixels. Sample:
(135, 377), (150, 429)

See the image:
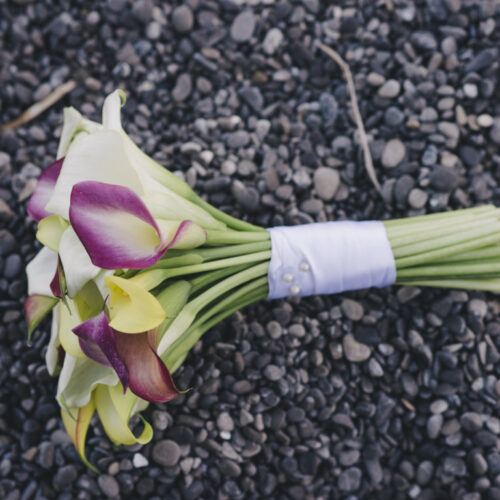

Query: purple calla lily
(27, 158), (64, 222)
(69, 181), (205, 270)
(72, 311), (180, 403)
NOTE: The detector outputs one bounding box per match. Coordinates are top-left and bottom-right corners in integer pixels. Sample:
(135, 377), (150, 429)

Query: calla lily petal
(105, 275), (166, 333)
(57, 353), (118, 408)
(59, 227), (101, 298)
(50, 258), (68, 301)
(73, 280), (105, 322)
(70, 181), (167, 269)
(27, 158), (64, 222)
(46, 303), (61, 375)
(26, 247), (58, 297)
(61, 397), (98, 472)
(95, 383), (153, 446)
(57, 107), (84, 159)
(114, 331), (181, 403)
(102, 89), (125, 131)
(46, 129), (142, 219)
(157, 219), (207, 250)
(24, 294), (58, 341)
(36, 215), (69, 252)
(58, 299), (86, 358)
(72, 310), (129, 392)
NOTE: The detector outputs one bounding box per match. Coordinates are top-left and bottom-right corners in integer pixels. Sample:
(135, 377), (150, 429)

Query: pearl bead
(299, 262), (310, 272)
(290, 285), (300, 295)
(283, 273), (294, 283)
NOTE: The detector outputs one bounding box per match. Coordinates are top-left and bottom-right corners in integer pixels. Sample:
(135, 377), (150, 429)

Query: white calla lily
(57, 353), (118, 409)
(59, 227), (101, 298)
(26, 247), (58, 297)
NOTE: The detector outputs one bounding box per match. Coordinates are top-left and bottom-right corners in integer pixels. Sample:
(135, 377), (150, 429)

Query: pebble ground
(1, 1), (500, 499)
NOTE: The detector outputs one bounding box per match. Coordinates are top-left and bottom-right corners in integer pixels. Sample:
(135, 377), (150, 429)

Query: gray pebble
(217, 412), (234, 432)
(408, 188), (428, 209)
(263, 28), (283, 55)
(338, 467), (362, 492)
(172, 5), (193, 33)
(230, 10), (256, 42)
(378, 79), (400, 98)
(427, 414), (443, 439)
(460, 412), (483, 432)
(173, 73), (192, 102)
(98, 475), (120, 498)
(343, 334), (371, 362)
(341, 299), (364, 321)
(416, 461), (434, 485)
(381, 139), (405, 168)
(264, 365), (283, 381)
(429, 166), (459, 192)
(152, 440), (181, 467)
(314, 167), (340, 201)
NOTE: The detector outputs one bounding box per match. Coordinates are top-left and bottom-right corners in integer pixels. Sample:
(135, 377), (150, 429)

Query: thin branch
(316, 42), (383, 196)
(0, 80), (77, 134)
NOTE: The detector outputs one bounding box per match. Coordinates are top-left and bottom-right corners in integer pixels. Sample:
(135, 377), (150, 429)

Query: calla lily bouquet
(25, 90), (500, 469)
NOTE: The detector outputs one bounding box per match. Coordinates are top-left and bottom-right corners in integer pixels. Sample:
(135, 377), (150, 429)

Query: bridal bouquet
(25, 91), (500, 469)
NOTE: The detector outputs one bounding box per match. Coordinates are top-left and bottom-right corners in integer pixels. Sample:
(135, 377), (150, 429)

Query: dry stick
(0, 80), (77, 134)
(316, 42), (383, 196)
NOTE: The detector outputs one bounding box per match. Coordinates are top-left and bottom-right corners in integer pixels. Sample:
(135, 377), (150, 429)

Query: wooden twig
(316, 42), (383, 196)
(0, 80), (77, 134)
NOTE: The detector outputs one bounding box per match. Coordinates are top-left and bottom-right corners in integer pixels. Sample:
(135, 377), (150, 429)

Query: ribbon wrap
(267, 221), (396, 299)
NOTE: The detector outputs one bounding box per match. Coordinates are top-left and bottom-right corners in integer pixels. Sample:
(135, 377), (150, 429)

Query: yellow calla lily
(58, 298), (86, 358)
(94, 383), (152, 446)
(61, 396), (97, 472)
(36, 215), (69, 252)
(105, 275), (166, 333)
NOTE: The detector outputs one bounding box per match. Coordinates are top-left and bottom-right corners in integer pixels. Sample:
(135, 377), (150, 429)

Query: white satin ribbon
(267, 221), (396, 299)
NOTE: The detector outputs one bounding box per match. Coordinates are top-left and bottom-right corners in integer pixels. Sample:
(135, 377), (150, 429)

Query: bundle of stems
(117, 204), (500, 377)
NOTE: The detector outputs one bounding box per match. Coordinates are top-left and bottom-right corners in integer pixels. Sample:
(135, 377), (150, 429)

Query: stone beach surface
(1, 1), (500, 499)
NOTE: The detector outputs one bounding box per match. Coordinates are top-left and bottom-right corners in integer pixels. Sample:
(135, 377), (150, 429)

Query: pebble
(217, 412), (235, 432)
(172, 73), (192, 102)
(338, 467), (362, 492)
(381, 139), (406, 168)
(53, 465), (77, 490)
(313, 167), (340, 201)
(408, 188), (428, 209)
(378, 79), (400, 98)
(461, 412), (483, 432)
(98, 475), (120, 498)
(429, 166), (459, 192)
(264, 365), (283, 381)
(262, 28), (283, 55)
(341, 299), (364, 321)
(343, 334), (371, 362)
(230, 10), (256, 42)
(172, 5), (193, 33)
(152, 440), (181, 467)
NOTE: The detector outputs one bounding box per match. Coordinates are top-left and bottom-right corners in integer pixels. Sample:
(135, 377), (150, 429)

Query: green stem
(395, 232), (500, 269)
(165, 284), (268, 371)
(433, 245), (500, 263)
(384, 205), (496, 228)
(189, 263), (253, 295)
(157, 262), (269, 356)
(387, 215), (499, 247)
(156, 241), (271, 267)
(131, 251), (271, 290)
(392, 223), (500, 259)
(396, 278), (500, 293)
(397, 259), (500, 279)
(205, 230), (270, 245)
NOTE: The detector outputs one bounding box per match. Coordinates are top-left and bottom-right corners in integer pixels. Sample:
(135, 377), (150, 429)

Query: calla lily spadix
(25, 89), (500, 470)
